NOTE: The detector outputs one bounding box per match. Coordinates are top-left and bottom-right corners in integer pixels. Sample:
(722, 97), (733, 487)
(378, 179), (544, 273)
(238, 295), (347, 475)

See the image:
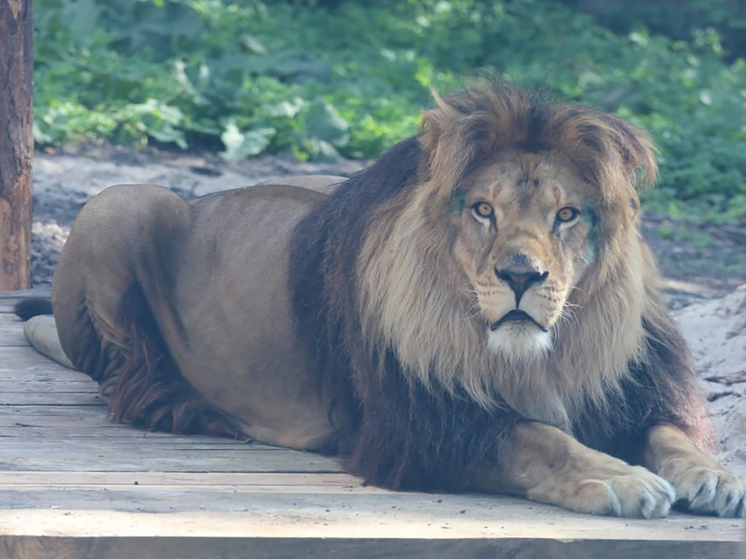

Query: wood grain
(0, 0), (33, 290)
(1, 536), (738, 559)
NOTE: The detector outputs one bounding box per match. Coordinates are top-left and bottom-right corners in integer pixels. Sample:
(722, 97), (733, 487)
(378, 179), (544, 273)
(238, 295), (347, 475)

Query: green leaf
(220, 120), (276, 161)
(303, 100), (349, 147)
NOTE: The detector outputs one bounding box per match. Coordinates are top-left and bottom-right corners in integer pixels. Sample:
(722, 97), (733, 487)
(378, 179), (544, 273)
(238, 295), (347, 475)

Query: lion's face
(451, 150), (598, 361)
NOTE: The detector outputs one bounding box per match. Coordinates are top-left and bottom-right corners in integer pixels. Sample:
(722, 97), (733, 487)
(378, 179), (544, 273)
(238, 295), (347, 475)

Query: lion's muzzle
(490, 309), (548, 333)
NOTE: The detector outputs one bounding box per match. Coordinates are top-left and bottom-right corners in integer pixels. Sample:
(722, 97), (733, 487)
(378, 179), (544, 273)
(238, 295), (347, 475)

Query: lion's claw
(665, 464), (746, 518)
(595, 466), (675, 518)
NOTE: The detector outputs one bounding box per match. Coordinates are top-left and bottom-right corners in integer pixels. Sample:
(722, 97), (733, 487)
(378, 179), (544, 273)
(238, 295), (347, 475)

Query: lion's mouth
(490, 310), (548, 333)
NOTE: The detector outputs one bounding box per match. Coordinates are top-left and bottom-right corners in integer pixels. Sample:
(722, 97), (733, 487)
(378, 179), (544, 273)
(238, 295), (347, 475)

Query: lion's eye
(472, 202), (494, 220)
(556, 207), (579, 223)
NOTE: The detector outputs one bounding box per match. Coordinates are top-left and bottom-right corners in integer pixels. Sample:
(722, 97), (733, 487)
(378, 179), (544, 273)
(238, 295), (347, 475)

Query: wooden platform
(0, 290), (743, 559)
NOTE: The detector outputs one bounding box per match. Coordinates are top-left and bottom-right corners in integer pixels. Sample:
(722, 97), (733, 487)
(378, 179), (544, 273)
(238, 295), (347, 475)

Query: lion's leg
(52, 185), (241, 437)
(478, 422), (675, 518)
(642, 424), (745, 517)
(52, 186), (160, 392)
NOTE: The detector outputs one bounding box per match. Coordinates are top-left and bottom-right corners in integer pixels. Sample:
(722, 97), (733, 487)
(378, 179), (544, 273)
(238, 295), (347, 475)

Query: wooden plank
(0, 382), (93, 394)
(0, 471), (359, 487)
(0, 313), (23, 321)
(0, 392), (105, 405)
(0, 325), (28, 346)
(3, 536), (743, 559)
(0, 425), (193, 438)
(0, 498), (743, 540)
(0, 315), (37, 346)
(0, 427), (281, 450)
(0, 380), (96, 391)
(0, 442), (341, 473)
(0, 404), (117, 417)
(0, 439), (278, 452)
(0, 435), (278, 450)
(0, 536), (741, 559)
(0, 346), (70, 369)
(0, 424), (257, 439)
(0, 484), (384, 497)
(0, 507), (741, 553)
(0, 288), (50, 299)
(0, 368), (92, 382)
(0, 414), (151, 428)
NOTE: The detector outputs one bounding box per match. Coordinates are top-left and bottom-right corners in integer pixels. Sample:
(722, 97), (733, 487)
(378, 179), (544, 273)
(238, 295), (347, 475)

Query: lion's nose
(494, 263), (548, 306)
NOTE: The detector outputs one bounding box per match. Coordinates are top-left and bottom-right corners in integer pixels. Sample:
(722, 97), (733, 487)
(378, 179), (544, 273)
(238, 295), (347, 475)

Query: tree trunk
(0, 0), (33, 290)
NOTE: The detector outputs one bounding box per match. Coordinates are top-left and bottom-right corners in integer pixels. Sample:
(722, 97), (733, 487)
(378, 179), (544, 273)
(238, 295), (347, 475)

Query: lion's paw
(585, 466), (675, 518)
(543, 465), (675, 518)
(661, 460), (746, 518)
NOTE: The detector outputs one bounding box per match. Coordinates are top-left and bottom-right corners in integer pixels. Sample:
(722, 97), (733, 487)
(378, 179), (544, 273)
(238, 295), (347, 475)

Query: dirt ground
(30, 145), (746, 475)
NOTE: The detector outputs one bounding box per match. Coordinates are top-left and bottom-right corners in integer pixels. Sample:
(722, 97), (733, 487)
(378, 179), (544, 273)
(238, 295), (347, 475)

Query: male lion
(19, 82), (744, 518)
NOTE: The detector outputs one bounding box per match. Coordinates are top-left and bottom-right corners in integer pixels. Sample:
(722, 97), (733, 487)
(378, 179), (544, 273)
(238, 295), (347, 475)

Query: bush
(35, 0), (746, 219)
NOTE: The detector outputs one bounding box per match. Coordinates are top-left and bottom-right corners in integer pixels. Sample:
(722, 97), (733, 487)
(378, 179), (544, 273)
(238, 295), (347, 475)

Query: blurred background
(33, 0), (746, 290)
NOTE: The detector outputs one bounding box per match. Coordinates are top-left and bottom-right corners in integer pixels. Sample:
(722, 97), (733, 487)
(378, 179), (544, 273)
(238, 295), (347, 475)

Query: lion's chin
(487, 323), (553, 362)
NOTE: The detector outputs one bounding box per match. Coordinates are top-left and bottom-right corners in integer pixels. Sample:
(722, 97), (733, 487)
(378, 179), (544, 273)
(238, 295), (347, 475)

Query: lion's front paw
(578, 466), (675, 519)
(661, 460), (746, 517)
(531, 464), (675, 518)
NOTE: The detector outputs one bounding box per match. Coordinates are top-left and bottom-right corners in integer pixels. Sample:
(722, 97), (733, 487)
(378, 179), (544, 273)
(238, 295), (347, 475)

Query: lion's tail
(14, 298), (75, 369)
(14, 297), (53, 320)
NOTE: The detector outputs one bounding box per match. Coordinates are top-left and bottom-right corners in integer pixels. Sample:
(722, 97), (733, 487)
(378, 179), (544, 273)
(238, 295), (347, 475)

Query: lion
(17, 81), (744, 518)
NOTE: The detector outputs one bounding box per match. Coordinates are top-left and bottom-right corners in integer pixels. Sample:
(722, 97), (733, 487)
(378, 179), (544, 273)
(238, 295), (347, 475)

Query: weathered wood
(0, 0), (33, 290)
(0, 288), (49, 300)
(0, 368), (91, 382)
(0, 471), (360, 486)
(0, 391), (104, 405)
(0, 314), (36, 346)
(0, 443), (341, 473)
(0, 499), (743, 541)
(0, 379), (95, 391)
(0, 346), (69, 368)
(0, 404), (115, 417)
(0, 511), (742, 559)
(1, 536), (738, 559)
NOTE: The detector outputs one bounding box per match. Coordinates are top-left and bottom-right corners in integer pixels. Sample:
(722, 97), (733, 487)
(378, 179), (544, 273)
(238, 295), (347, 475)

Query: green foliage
(563, 0), (746, 62)
(35, 0), (746, 219)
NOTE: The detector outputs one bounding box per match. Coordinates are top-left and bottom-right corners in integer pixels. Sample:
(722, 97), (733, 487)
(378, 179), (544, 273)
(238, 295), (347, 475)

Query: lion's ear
(419, 109), (441, 158)
(418, 91), (474, 195)
(420, 87), (499, 160)
(419, 88), (457, 156)
(418, 88), (492, 196)
(602, 114), (658, 190)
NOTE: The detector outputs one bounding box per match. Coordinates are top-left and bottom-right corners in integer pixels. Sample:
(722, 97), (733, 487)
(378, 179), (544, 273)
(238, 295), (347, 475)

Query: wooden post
(0, 0), (33, 290)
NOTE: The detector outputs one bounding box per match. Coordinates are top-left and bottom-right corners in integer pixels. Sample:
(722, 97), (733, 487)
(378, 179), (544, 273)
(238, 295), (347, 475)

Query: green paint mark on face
(582, 203), (600, 266)
(450, 191), (467, 215)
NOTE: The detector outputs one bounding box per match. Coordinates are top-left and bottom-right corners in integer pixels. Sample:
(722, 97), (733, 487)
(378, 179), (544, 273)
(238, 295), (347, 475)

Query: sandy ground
(677, 286), (746, 475)
(31, 148), (745, 475)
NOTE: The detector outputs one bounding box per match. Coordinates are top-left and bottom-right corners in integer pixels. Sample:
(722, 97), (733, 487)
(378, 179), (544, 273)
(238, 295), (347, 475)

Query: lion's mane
(289, 81), (710, 491)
